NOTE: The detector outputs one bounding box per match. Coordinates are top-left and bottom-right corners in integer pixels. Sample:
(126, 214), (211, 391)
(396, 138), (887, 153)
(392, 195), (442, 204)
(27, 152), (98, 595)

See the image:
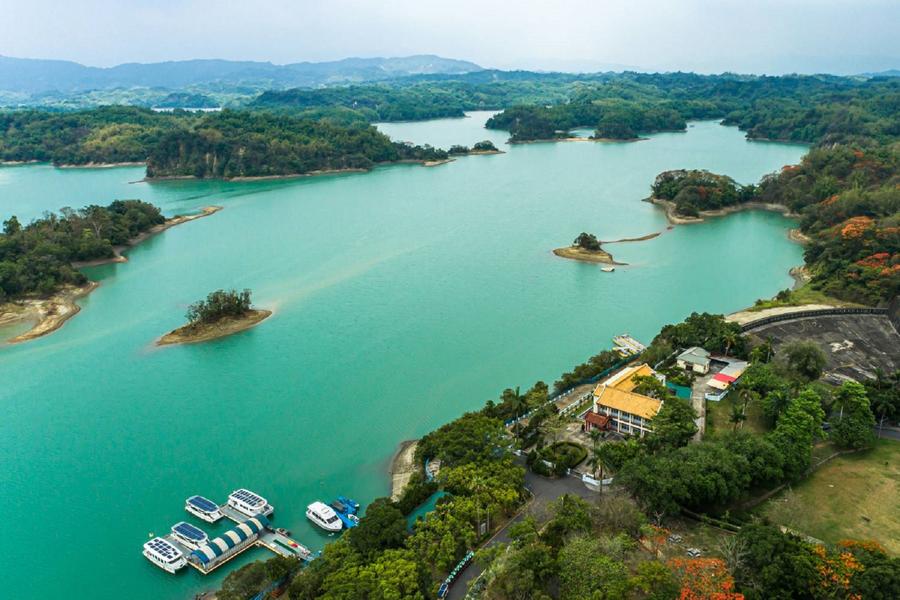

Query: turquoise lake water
(0, 114), (807, 599)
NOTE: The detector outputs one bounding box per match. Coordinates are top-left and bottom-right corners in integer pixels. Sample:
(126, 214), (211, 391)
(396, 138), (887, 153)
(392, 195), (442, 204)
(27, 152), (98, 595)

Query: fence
(504, 357), (633, 428)
(740, 307), (887, 332)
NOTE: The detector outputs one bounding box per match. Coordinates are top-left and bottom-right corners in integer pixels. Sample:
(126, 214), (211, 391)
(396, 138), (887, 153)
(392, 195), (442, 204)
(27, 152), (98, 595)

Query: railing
(504, 357), (633, 427)
(437, 551), (475, 598)
(740, 307), (887, 332)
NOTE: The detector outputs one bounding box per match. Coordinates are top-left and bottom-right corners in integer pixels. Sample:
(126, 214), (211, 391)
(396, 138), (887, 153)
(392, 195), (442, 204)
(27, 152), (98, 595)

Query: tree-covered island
(553, 232), (618, 264)
(157, 288), (271, 345)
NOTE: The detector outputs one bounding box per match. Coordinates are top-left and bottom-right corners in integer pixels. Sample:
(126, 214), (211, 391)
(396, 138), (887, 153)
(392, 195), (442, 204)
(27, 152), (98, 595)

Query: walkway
(446, 459), (597, 599)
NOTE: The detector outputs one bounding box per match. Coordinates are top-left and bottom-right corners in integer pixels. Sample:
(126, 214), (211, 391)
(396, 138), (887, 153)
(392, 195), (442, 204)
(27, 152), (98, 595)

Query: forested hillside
(484, 73), (900, 142)
(0, 200), (165, 302)
(0, 108), (448, 176)
(146, 111), (448, 178)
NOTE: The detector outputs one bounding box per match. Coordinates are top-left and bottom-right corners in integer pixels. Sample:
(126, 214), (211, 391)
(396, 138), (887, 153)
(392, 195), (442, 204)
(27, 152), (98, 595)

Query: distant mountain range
(0, 54), (483, 95)
(862, 69), (900, 78)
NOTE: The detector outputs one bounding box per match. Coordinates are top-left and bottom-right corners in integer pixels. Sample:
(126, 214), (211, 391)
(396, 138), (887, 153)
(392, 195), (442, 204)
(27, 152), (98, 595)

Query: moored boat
(171, 521), (209, 550)
(337, 495), (360, 514)
(329, 499), (361, 528)
(228, 488), (274, 518)
(306, 501), (342, 532)
(185, 495), (223, 523)
(143, 537), (187, 573)
(601, 266), (615, 272)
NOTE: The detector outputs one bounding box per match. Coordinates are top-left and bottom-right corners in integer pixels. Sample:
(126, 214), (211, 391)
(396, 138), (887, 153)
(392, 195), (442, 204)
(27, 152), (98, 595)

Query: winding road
(446, 460), (598, 599)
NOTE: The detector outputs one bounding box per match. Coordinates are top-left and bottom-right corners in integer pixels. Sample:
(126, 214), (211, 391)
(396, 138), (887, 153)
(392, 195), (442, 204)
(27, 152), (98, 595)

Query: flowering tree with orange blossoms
(667, 557), (744, 600)
(840, 216), (875, 239)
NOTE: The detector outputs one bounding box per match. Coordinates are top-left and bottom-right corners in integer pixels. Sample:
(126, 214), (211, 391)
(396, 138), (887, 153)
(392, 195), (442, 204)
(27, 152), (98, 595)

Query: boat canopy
(190, 516), (269, 565)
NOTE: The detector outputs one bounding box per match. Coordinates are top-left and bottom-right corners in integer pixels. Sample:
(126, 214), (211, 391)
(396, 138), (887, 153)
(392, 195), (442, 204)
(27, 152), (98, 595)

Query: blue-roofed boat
(171, 521), (209, 550)
(329, 499), (361, 528)
(143, 537), (187, 573)
(337, 495), (360, 515)
(228, 488), (274, 518)
(185, 495), (224, 523)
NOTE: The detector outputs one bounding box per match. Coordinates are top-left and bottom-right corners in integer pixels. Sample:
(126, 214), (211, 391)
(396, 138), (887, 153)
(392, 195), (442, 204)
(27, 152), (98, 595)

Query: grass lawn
(758, 440), (900, 553)
(706, 394), (769, 435)
(747, 284), (861, 312)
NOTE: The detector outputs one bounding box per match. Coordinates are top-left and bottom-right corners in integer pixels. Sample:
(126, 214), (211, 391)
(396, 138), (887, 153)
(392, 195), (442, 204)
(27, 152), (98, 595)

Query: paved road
(876, 427), (900, 442)
(446, 462), (598, 599)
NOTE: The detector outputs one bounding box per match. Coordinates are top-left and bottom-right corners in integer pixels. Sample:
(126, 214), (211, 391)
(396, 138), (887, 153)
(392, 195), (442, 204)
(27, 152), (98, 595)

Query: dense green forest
(651, 170), (755, 216)
(0, 108), (449, 177)
(146, 111), (448, 178)
(756, 145), (900, 303)
(0, 106), (187, 164)
(483, 73), (900, 142)
(186, 289), (254, 325)
(0, 200), (164, 302)
(249, 72), (587, 121)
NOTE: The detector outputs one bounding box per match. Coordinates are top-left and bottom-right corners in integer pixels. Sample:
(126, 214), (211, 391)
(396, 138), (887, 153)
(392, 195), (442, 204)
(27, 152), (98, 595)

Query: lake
(0, 114), (806, 599)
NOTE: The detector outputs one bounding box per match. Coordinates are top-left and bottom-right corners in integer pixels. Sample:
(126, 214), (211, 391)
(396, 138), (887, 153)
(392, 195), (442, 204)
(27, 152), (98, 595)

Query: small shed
(677, 347), (711, 374)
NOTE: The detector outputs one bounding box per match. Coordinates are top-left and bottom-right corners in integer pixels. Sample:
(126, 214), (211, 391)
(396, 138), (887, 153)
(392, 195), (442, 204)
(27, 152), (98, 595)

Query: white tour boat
(185, 495), (224, 523)
(306, 501), (343, 532)
(601, 266), (615, 272)
(143, 537), (187, 573)
(228, 488), (274, 517)
(170, 521), (209, 550)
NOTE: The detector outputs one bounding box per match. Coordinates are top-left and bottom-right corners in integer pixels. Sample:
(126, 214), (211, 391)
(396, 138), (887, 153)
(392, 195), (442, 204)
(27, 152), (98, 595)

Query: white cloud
(0, 0), (897, 74)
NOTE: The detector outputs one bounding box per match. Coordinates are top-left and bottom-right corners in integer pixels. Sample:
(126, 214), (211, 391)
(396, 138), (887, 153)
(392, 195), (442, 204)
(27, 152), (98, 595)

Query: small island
(157, 288), (271, 345)
(553, 232), (619, 264)
(447, 140), (504, 155)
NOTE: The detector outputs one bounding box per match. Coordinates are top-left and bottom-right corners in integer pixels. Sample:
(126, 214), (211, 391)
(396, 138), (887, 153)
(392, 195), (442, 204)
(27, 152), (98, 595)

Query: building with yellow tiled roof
(584, 363), (664, 437)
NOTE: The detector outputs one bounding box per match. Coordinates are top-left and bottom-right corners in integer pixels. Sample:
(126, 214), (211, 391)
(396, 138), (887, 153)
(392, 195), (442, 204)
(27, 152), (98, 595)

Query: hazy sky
(1, 0), (898, 74)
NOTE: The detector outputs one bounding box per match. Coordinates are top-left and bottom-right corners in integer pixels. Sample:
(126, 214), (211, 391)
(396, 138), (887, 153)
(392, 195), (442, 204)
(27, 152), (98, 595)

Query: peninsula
(1, 202), (222, 343)
(157, 288), (271, 345)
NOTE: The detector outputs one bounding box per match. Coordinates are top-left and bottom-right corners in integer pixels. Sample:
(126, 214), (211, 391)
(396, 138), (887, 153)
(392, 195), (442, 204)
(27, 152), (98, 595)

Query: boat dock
(151, 492), (315, 576)
(220, 505), (313, 561)
(612, 334), (646, 357)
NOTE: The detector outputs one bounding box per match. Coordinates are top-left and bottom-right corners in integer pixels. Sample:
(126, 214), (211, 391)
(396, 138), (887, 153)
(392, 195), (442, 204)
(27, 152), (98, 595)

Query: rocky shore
(157, 309), (272, 346)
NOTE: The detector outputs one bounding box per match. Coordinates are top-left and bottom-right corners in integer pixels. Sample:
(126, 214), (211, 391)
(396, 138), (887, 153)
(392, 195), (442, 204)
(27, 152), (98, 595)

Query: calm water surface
(0, 115), (806, 599)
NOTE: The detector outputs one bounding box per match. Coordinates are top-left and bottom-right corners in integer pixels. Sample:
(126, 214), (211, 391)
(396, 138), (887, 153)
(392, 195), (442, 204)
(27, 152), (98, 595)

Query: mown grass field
(706, 394), (769, 435)
(758, 440), (900, 553)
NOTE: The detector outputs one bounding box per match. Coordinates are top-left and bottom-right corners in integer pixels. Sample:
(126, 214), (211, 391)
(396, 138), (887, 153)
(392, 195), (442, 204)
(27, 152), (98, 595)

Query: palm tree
(722, 330), (738, 357)
(587, 432), (607, 494)
(729, 404), (747, 432)
(735, 387), (756, 430)
(509, 386), (525, 439)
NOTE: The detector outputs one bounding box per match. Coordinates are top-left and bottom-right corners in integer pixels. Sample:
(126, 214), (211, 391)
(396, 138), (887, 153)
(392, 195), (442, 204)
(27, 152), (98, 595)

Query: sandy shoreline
(144, 155), (478, 182)
(2, 282), (99, 344)
(157, 309), (272, 346)
(389, 440), (419, 501)
(511, 136), (647, 145)
(1, 206), (223, 344)
(57, 161), (146, 169)
(647, 197), (800, 225)
(553, 246), (622, 265)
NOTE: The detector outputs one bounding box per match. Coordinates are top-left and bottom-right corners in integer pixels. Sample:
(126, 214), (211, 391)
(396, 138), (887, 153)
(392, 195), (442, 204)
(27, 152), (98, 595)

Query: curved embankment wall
(740, 307), (889, 333)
